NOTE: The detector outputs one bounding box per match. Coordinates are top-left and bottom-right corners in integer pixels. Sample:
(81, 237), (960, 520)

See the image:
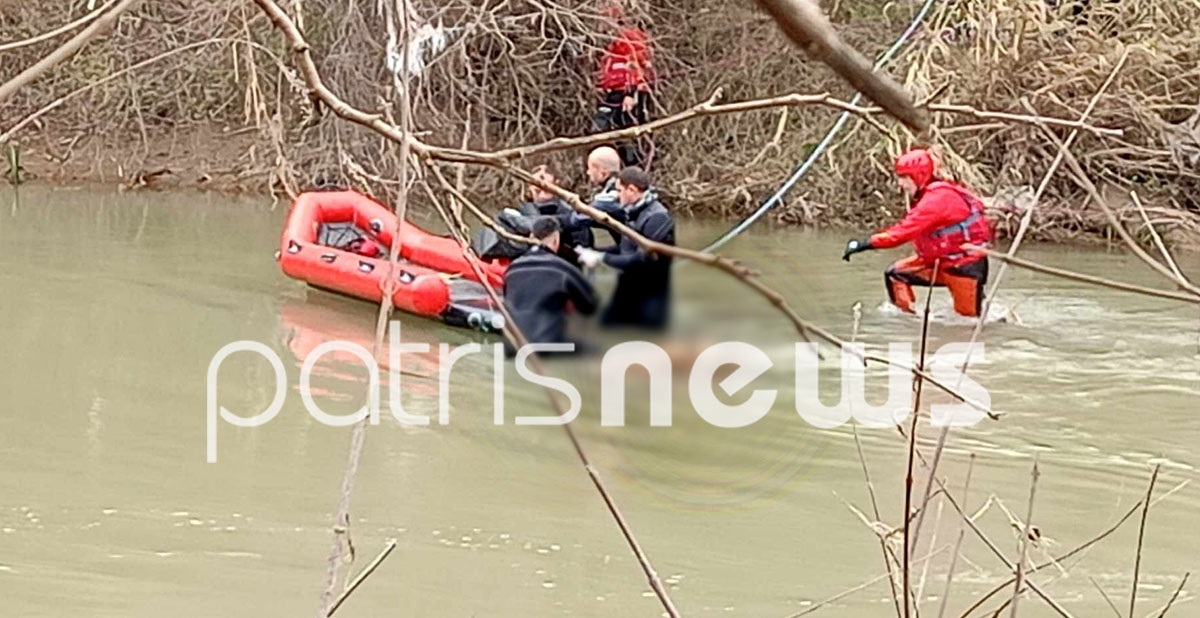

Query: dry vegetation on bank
(1, 0), (1198, 247)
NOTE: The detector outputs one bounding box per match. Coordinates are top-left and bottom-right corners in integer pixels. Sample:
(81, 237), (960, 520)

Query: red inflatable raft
(276, 190), (509, 332)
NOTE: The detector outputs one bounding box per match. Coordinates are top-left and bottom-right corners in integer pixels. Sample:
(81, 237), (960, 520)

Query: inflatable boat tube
(277, 190), (508, 333)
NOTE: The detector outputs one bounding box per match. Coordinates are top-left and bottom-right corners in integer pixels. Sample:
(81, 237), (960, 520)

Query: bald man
(572, 146), (627, 245)
(575, 165), (674, 330)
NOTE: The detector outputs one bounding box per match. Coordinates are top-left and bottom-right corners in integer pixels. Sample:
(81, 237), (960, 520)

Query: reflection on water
(1, 185), (1198, 617)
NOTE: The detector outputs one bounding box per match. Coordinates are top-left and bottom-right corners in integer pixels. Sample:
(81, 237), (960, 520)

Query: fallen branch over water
(963, 245), (1200, 305)
(1028, 115), (1200, 301)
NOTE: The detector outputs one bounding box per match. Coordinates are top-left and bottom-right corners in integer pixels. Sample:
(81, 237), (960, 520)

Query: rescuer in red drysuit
(593, 3), (655, 168)
(842, 149), (995, 317)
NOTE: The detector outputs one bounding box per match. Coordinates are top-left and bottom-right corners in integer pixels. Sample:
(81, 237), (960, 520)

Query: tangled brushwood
(1, 0), (1198, 247)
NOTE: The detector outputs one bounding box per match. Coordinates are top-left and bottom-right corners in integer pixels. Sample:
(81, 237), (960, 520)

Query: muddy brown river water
(1, 185), (1197, 617)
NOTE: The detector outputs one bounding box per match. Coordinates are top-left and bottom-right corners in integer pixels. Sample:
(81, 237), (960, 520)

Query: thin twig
(921, 103), (1122, 137)
(1130, 192), (1186, 282)
(955, 502), (1144, 618)
(429, 164), (535, 246)
(783, 546), (951, 618)
(1009, 456), (1041, 617)
(849, 301), (903, 618)
(937, 454), (976, 618)
(0, 0), (143, 105)
(1090, 577), (1125, 618)
(325, 539), (398, 616)
(1149, 480), (1191, 510)
(1129, 465), (1161, 618)
(936, 483), (1076, 617)
(904, 262), (940, 618)
(963, 245), (1200, 305)
(0, 0), (117, 52)
(1150, 573), (1190, 618)
(916, 494), (944, 612)
(853, 424), (904, 618)
(412, 163), (684, 618)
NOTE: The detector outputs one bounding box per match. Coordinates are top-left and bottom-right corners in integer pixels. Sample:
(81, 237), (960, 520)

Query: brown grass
(1, 0), (1197, 247)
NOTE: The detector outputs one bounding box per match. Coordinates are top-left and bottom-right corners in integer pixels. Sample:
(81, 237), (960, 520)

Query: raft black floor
(444, 278), (506, 333)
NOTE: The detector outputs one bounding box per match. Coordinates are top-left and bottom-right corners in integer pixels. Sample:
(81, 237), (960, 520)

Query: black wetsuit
(501, 246), (599, 356)
(563, 175), (626, 247)
(518, 197), (594, 264)
(599, 190), (674, 329)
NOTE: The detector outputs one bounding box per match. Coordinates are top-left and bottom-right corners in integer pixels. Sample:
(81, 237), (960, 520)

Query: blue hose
(696, 0), (940, 255)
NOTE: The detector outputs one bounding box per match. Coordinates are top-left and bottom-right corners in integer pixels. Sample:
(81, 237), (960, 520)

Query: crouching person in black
(501, 216), (599, 358)
(518, 165), (595, 266)
(574, 166), (674, 331)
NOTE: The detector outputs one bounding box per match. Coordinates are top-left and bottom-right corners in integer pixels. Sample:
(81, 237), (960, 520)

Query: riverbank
(3, 0), (1197, 250)
(9, 127), (1200, 254)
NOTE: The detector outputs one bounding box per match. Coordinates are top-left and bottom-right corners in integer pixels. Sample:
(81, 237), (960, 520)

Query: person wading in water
(575, 165), (675, 330)
(842, 148), (995, 318)
(501, 216), (599, 357)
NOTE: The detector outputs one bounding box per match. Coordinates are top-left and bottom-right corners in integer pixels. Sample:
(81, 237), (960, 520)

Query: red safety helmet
(894, 149), (936, 188)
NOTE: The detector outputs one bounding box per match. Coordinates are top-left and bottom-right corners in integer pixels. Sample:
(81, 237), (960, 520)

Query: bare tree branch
(0, 0), (143, 106)
(1130, 465), (1161, 618)
(750, 0), (928, 131)
(0, 0), (117, 53)
(1022, 103), (1200, 300)
(963, 245), (1200, 305)
(1009, 457), (1041, 617)
(325, 539), (398, 617)
(1150, 573), (1190, 618)
(412, 160), (686, 618)
(955, 501), (1145, 618)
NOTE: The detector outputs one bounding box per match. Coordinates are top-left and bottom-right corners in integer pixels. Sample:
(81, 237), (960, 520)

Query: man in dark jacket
(559, 146), (627, 247)
(518, 165), (594, 264)
(575, 166), (674, 330)
(502, 216), (599, 357)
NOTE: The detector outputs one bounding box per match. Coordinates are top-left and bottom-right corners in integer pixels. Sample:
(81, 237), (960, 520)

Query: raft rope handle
(694, 0), (939, 256)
